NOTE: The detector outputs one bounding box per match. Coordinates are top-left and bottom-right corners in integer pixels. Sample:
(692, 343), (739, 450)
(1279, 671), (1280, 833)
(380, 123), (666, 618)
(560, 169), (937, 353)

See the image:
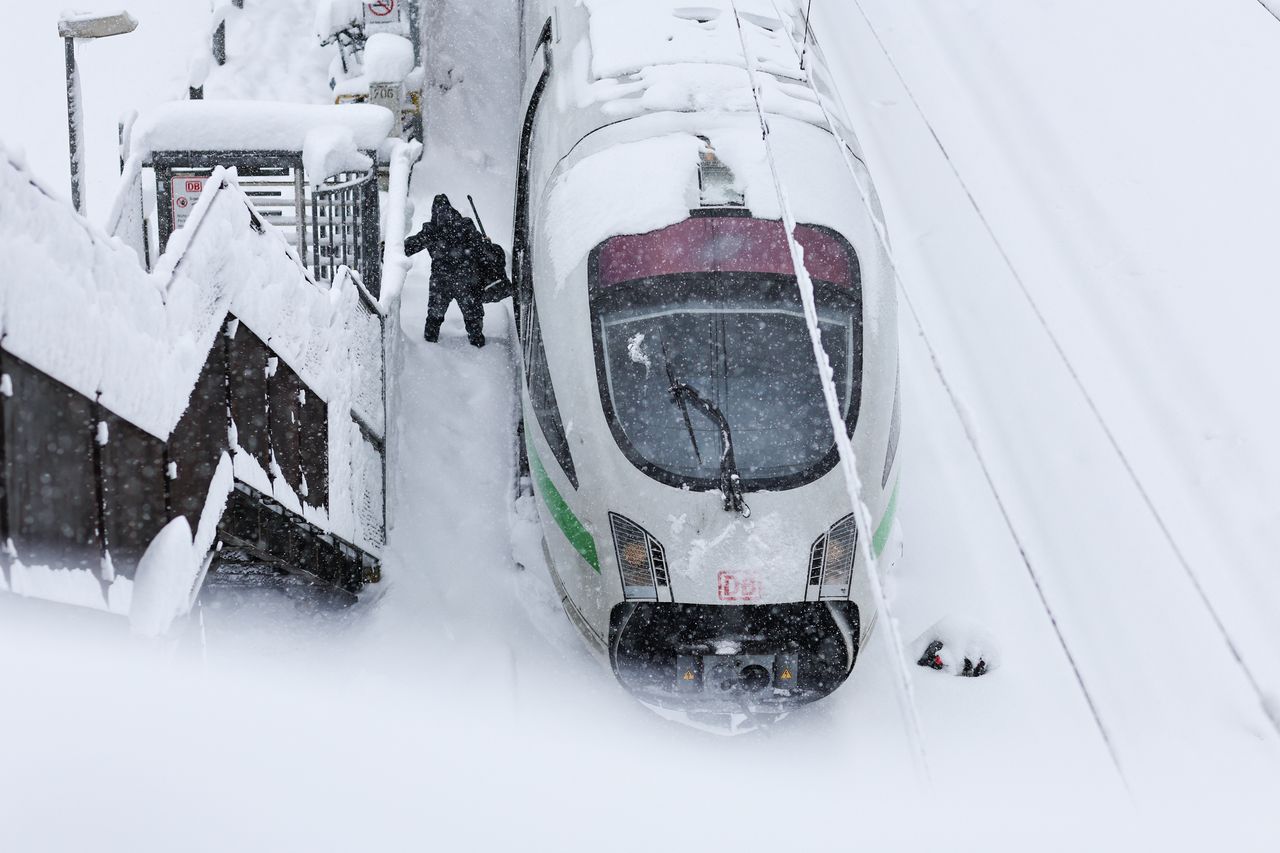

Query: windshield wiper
(662, 340), (702, 465)
(668, 380), (751, 518)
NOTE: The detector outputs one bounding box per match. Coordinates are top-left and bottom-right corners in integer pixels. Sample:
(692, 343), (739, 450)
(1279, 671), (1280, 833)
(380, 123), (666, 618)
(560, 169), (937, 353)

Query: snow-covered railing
(307, 166), (381, 287)
(0, 146), (387, 625)
(343, 268), (386, 441)
(369, 136), (420, 541)
(376, 139), (423, 311)
(105, 153), (150, 270)
(153, 165), (388, 569)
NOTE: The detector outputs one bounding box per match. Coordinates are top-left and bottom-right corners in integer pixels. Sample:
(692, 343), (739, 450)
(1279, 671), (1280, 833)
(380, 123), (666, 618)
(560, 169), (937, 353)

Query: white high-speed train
(512, 0), (900, 725)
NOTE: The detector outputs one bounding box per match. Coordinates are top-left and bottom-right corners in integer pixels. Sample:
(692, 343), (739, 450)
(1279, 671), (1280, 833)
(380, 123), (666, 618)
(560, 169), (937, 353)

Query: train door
(512, 17), (552, 343)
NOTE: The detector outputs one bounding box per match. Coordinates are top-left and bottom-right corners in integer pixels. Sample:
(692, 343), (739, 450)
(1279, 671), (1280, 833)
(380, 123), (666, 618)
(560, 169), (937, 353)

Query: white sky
(4, 1), (213, 221)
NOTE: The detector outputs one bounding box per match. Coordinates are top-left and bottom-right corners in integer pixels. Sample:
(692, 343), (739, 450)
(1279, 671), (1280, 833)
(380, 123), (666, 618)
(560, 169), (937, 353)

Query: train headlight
(609, 512), (669, 601)
(807, 514), (857, 600)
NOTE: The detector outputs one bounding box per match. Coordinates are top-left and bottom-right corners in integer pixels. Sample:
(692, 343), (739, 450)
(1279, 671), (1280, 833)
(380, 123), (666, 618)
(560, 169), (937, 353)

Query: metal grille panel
(310, 171), (373, 285)
(808, 534), (826, 588)
(650, 541), (669, 588)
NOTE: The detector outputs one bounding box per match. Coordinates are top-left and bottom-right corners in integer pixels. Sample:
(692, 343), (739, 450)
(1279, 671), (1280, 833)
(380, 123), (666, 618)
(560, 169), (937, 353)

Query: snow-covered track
(816, 0), (1280, 799)
(832, 2), (1275, 745)
(755, 0), (1131, 782)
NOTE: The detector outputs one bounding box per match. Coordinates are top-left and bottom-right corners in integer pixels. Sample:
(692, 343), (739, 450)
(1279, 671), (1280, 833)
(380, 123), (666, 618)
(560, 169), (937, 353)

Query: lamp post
(57, 11), (138, 214)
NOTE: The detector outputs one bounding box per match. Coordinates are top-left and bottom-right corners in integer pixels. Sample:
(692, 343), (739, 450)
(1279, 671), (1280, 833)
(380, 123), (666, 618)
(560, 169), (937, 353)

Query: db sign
(717, 571), (759, 602)
(170, 176), (205, 231)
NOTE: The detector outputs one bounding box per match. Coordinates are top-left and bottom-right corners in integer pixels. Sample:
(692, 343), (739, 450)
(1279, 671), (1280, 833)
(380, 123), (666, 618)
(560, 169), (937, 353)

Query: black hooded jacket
(405, 195), (484, 286)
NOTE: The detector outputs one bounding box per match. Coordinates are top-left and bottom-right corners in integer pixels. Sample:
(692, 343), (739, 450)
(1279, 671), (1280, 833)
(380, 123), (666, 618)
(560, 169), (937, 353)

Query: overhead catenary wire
(763, 0), (1129, 783)
(728, 0), (931, 786)
(799, 0), (814, 69)
(1254, 0), (1280, 24)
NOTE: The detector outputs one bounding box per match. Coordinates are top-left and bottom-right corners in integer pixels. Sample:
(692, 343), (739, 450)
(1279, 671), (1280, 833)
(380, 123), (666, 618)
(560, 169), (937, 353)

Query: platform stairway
(0, 140), (419, 626)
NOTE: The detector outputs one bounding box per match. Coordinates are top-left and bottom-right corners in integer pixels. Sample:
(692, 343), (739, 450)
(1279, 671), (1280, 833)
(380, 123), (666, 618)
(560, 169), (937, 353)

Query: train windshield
(590, 216), (862, 491)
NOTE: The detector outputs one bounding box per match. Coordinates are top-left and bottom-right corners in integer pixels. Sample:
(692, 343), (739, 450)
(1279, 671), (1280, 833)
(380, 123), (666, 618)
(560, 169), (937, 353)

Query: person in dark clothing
(405, 194), (490, 347)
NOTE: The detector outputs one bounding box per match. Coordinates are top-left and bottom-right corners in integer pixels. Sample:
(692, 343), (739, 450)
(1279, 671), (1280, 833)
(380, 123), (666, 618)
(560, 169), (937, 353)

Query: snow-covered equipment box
(125, 101), (395, 292)
(329, 33), (424, 143)
(315, 1), (424, 143)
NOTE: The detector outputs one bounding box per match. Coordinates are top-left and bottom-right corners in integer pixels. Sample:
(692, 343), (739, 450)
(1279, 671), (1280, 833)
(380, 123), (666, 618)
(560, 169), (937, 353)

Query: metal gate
(310, 169), (379, 285)
(150, 151), (381, 294)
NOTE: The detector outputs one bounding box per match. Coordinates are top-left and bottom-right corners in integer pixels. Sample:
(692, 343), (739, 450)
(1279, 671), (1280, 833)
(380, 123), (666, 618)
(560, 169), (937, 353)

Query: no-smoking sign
(366, 1), (395, 17)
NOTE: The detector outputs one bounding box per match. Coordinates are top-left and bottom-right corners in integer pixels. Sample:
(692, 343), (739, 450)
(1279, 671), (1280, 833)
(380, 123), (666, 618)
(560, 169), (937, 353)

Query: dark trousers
(424, 278), (484, 343)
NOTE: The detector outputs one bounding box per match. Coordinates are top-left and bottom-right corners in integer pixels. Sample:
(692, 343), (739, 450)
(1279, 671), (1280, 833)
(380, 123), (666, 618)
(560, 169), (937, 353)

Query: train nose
(609, 601), (861, 714)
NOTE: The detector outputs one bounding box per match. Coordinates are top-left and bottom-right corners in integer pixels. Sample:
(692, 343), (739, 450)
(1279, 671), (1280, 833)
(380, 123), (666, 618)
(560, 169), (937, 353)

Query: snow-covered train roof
(525, 1), (885, 301)
(538, 113), (892, 344)
(571, 0), (827, 127)
(582, 0), (803, 79)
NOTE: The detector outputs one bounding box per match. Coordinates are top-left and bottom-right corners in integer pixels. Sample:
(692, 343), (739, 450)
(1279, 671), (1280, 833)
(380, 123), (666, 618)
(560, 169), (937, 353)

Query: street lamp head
(57, 11), (138, 40)
(57, 9), (138, 214)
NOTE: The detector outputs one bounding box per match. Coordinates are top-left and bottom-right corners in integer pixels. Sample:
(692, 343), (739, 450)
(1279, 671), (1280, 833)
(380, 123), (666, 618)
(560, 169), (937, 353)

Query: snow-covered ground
(818, 0), (1280, 802)
(2, 0), (1280, 848)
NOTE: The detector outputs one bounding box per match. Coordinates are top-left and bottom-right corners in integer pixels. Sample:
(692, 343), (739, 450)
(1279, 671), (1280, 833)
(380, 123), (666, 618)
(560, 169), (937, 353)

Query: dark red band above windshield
(595, 217), (854, 288)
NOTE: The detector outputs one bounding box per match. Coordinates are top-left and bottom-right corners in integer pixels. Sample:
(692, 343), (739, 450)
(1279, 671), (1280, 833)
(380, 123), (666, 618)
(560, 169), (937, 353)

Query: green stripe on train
(528, 439), (895, 574)
(527, 439), (600, 573)
(872, 479), (900, 557)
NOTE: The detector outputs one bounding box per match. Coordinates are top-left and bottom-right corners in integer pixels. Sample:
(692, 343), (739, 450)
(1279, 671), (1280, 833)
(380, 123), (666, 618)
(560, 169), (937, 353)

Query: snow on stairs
(0, 146), (389, 624)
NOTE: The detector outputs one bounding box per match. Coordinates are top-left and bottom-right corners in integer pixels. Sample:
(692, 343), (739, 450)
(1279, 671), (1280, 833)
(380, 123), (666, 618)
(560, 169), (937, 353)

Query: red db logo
(717, 571), (759, 602)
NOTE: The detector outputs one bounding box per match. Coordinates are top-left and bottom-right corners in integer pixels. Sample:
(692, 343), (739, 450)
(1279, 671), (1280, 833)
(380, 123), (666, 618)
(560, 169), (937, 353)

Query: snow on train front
(514, 0), (900, 729)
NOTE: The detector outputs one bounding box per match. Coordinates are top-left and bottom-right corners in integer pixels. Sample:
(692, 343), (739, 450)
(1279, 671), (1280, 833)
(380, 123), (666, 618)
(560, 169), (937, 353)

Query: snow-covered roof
(131, 101), (395, 156)
(552, 0), (848, 155)
(582, 0), (802, 80)
(542, 115), (888, 307)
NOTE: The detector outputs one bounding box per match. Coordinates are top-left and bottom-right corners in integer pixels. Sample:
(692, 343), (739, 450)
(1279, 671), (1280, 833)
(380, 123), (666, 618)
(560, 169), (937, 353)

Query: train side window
(525, 302), (579, 489)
